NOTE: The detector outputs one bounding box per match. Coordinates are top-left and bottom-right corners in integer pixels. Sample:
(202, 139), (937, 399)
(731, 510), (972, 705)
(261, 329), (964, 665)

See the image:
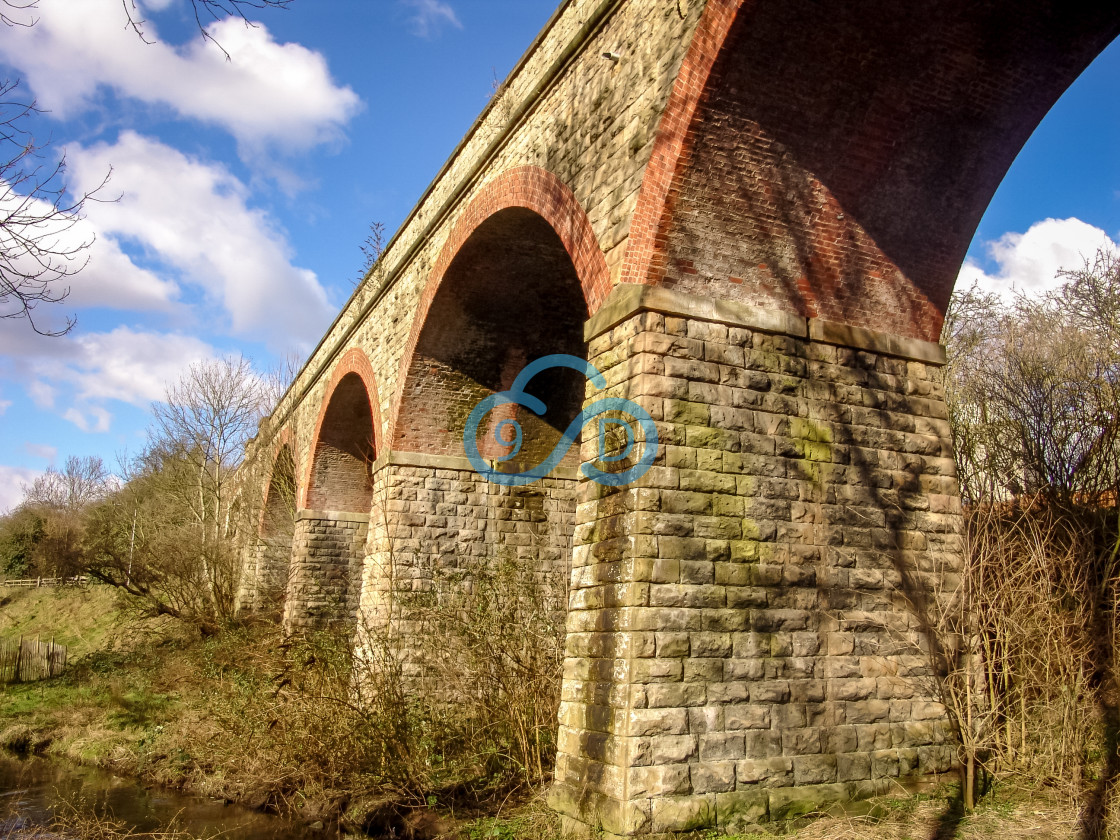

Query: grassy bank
(0, 585), (1093, 839)
(0, 584), (559, 835)
(0, 585), (121, 658)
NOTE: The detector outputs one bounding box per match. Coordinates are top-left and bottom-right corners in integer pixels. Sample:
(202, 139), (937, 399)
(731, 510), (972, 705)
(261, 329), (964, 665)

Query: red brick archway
(301, 348), (382, 510)
(623, 0), (1120, 342)
(257, 427), (293, 535)
(620, 0), (740, 292)
(387, 165), (606, 450)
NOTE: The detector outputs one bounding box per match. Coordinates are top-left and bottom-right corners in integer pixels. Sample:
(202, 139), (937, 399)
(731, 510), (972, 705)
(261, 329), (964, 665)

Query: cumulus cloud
(0, 323), (220, 417)
(0, 465), (41, 514)
(64, 406), (113, 433)
(0, 176), (181, 316)
(28, 381), (56, 410)
(0, 399), (10, 415)
(959, 217), (1117, 299)
(0, 0), (361, 156)
(67, 233), (181, 313)
(66, 132), (335, 348)
(403, 0), (463, 38)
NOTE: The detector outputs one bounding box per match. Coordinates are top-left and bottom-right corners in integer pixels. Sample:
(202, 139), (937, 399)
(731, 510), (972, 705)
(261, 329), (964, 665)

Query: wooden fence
(0, 576), (88, 588)
(0, 637), (67, 683)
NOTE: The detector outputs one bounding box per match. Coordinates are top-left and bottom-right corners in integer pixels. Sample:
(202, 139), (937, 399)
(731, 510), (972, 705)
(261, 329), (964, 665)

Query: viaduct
(235, 1), (1120, 835)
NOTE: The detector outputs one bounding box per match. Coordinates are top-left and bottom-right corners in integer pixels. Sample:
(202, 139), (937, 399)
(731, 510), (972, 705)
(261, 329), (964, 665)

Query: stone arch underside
(307, 372), (376, 513)
(254, 444), (297, 615)
(395, 206), (590, 463)
(628, 0), (1120, 343)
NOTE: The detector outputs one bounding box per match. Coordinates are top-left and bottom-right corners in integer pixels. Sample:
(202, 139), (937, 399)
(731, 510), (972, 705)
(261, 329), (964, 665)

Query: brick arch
(257, 426), (293, 534)
(620, 0), (742, 292)
(301, 348), (382, 510)
(387, 165), (606, 449)
(623, 0), (1120, 342)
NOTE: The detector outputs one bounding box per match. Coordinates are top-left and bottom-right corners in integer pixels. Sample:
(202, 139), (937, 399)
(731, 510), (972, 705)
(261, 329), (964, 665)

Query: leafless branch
(120, 0), (292, 61)
(0, 79), (110, 335)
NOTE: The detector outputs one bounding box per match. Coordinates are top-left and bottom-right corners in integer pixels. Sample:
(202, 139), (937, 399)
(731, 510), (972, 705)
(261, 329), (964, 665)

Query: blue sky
(0, 0), (1117, 512)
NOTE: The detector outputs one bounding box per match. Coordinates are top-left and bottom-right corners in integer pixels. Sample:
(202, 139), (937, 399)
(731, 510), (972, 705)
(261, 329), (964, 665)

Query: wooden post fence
(0, 576), (88, 588)
(0, 636), (67, 683)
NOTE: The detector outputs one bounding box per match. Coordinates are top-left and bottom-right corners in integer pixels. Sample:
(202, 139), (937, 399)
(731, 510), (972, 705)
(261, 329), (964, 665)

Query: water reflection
(0, 754), (319, 839)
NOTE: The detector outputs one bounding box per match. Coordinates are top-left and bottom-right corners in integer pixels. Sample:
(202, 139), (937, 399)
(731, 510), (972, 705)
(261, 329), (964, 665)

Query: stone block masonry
(353, 451), (577, 680)
(283, 510), (369, 632)
(238, 533), (294, 617)
(549, 285), (961, 837)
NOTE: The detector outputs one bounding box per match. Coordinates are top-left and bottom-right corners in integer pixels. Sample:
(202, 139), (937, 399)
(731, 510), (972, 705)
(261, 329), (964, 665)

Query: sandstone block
(692, 761), (737, 794)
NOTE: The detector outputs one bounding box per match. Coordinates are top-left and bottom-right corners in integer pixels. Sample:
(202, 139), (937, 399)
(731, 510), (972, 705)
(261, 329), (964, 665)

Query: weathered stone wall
(283, 511), (369, 632)
(236, 539), (264, 614)
(550, 286), (960, 836)
(354, 452), (577, 677)
(229, 1), (1120, 833)
(238, 534), (293, 616)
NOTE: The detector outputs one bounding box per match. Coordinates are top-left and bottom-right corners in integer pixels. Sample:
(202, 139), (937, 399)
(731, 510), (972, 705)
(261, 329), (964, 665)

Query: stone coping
(295, 509), (370, 524)
(584, 284), (946, 365)
(585, 284), (806, 342)
(372, 448), (579, 481)
(808, 318), (946, 364)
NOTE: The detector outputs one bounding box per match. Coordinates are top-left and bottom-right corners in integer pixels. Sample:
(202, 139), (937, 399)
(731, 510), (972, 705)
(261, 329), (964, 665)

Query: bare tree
(943, 252), (1120, 508)
(0, 78), (106, 335)
(121, 0), (291, 59)
(0, 0), (291, 334)
(80, 357), (268, 629)
(22, 454), (112, 511)
(146, 356), (268, 614)
(262, 350), (302, 415)
(937, 248), (1120, 815)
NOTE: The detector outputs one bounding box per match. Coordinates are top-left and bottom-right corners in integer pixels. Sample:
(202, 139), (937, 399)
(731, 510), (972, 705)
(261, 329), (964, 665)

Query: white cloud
(0, 465), (41, 514)
(66, 132), (335, 348)
(0, 323), (220, 412)
(67, 233), (181, 313)
(0, 0), (361, 157)
(0, 176), (181, 316)
(403, 0), (463, 38)
(24, 443), (57, 461)
(959, 217), (1117, 299)
(28, 381), (56, 410)
(63, 406), (112, 433)
(0, 400), (10, 415)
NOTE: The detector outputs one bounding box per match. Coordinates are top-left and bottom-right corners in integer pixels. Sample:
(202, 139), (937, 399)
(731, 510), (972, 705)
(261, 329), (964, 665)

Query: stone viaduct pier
(235, 1), (1120, 835)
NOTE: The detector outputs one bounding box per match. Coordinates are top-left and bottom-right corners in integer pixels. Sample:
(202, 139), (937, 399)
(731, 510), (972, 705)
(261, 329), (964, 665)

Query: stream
(0, 754), (322, 839)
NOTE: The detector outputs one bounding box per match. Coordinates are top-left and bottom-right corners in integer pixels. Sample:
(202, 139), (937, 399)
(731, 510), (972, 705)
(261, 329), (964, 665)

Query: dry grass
(0, 584), (122, 658)
(919, 503), (1120, 811)
(455, 782), (1089, 840)
(0, 553), (567, 834)
(781, 789), (1079, 840)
